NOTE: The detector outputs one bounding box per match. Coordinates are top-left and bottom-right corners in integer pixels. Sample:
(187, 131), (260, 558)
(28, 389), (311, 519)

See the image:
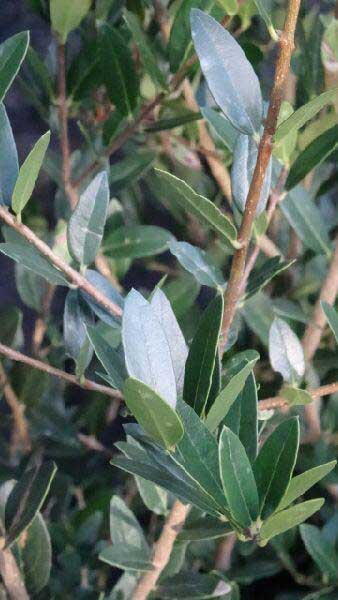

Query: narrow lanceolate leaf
(122, 289), (177, 408)
(150, 289), (188, 395)
(275, 88), (338, 143)
(100, 24), (139, 118)
(0, 104), (18, 206)
(232, 133), (272, 216)
(219, 426), (259, 528)
(201, 107), (238, 151)
(67, 172), (109, 267)
(244, 257), (295, 301)
(321, 301), (338, 344)
(12, 131), (50, 215)
(157, 573), (231, 599)
(81, 269), (123, 327)
(300, 525), (338, 582)
(0, 241), (68, 286)
(269, 318), (305, 384)
(253, 417), (300, 519)
(177, 517), (233, 541)
(124, 11), (167, 89)
(286, 124), (338, 190)
(183, 295), (223, 416)
(99, 545), (154, 571)
(278, 461), (336, 511)
(260, 499), (324, 542)
(5, 461), (57, 547)
(280, 185), (331, 256)
(103, 225), (174, 259)
(0, 31), (29, 102)
(191, 9), (263, 135)
(205, 358), (258, 432)
(252, 0), (278, 40)
(63, 290), (94, 369)
(156, 170), (238, 248)
(169, 241), (226, 289)
(86, 324), (127, 390)
(123, 378), (184, 450)
(50, 0), (91, 44)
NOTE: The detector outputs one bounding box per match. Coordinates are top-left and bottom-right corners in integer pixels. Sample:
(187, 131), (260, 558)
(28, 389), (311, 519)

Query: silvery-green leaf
(12, 131), (50, 215)
(0, 31), (29, 102)
(191, 9), (263, 135)
(67, 171), (109, 267)
(232, 133), (272, 216)
(63, 290), (94, 368)
(169, 241), (226, 289)
(0, 104), (18, 206)
(150, 289), (188, 395)
(201, 107), (238, 151)
(269, 318), (305, 383)
(122, 289), (177, 408)
(81, 269), (124, 327)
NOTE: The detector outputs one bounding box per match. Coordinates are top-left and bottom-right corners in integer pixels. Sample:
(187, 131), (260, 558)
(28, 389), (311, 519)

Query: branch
(0, 206), (122, 318)
(0, 361), (31, 453)
(0, 543), (29, 600)
(0, 343), (122, 401)
(220, 0), (301, 348)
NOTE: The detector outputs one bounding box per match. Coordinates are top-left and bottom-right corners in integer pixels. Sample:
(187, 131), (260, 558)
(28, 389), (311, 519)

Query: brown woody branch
(0, 361), (31, 453)
(0, 539), (29, 600)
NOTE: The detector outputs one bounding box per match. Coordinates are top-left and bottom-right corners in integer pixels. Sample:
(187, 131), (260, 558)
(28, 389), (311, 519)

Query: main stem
(220, 0), (301, 348)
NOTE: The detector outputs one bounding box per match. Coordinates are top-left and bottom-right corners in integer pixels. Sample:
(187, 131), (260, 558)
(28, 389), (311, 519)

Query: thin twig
(0, 540), (29, 600)
(0, 206), (122, 318)
(220, 0), (301, 348)
(0, 343), (122, 400)
(0, 361), (31, 453)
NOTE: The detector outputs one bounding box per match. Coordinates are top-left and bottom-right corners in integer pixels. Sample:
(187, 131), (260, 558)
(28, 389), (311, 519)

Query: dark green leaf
(252, 0), (278, 39)
(259, 498), (324, 542)
(0, 31), (29, 102)
(64, 290), (94, 369)
(244, 257), (295, 301)
(87, 324), (126, 389)
(109, 495), (148, 550)
(0, 104), (18, 206)
(169, 241), (225, 289)
(253, 417), (300, 519)
(300, 524), (338, 581)
(145, 112), (202, 132)
(183, 294), (223, 415)
(0, 241), (69, 286)
(99, 545), (154, 571)
(15, 264), (47, 311)
(110, 151), (155, 192)
(169, 0), (214, 73)
(22, 513), (52, 594)
(104, 225), (174, 259)
(321, 301), (338, 344)
(12, 131), (50, 215)
(177, 517), (233, 541)
(219, 426), (259, 528)
(157, 572), (231, 598)
(286, 125), (338, 190)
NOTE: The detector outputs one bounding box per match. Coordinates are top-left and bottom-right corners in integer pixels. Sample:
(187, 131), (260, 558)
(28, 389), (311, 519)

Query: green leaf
(244, 257), (295, 301)
(169, 241), (226, 288)
(135, 477), (168, 515)
(63, 289), (94, 372)
(0, 241), (69, 286)
(280, 386), (312, 407)
(87, 324), (126, 389)
(50, 0), (91, 43)
(99, 545), (154, 571)
(109, 495), (148, 550)
(253, 417), (299, 519)
(275, 88), (338, 143)
(252, 0), (278, 40)
(156, 170), (238, 248)
(219, 426), (259, 528)
(67, 171), (109, 267)
(191, 9), (263, 135)
(110, 151), (155, 192)
(286, 125), (338, 190)
(232, 133), (272, 216)
(205, 359), (257, 432)
(242, 291), (274, 345)
(157, 572), (231, 599)
(81, 269), (123, 328)
(0, 31), (29, 102)
(202, 107), (238, 151)
(321, 301), (338, 344)
(12, 131), (50, 215)
(269, 318), (305, 383)
(103, 225), (174, 259)
(123, 378), (184, 450)
(145, 112), (202, 132)
(177, 517), (233, 541)
(122, 289), (177, 407)
(22, 513), (52, 594)
(280, 185), (332, 256)
(100, 24), (139, 118)
(260, 498), (324, 542)
(124, 11), (167, 89)
(169, 0), (214, 73)
(300, 524), (338, 581)
(0, 104), (18, 206)
(278, 461), (337, 511)
(5, 461), (57, 547)
(183, 294), (223, 415)
(15, 264), (47, 311)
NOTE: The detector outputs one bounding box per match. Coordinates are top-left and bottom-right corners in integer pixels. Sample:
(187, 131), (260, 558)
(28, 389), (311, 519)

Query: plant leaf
(169, 0), (214, 73)
(157, 572), (232, 599)
(280, 386), (312, 407)
(244, 257), (295, 301)
(5, 461), (57, 547)
(22, 513), (52, 595)
(109, 495), (148, 550)
(103, 224), (174, 259)
(99, 545), (154, 571)
(278, 461), (336, 511)
(156, 170), (238, 248)
(269, 318), (305, 383)
(232, 133), (272, 215)
(286, 124), (338, 190)
(100, 24), (139, 118)
(81, 269), (124, 328)
(275, 88), (338, 143)
(0, 241), (69, 286)
(135, 477), (168, 515)
(169, 241), (226, 289)
(123, 378), (184, 450)
(191, 9), (263, 135)
(252, 0), (278, 39)
(321, 301), (338, 344)
(183, 294), (223, 415)
(219, 426), (259, 528)
(67, 171), (109, 267)
(0, 104), (19, 206)
(63, 289), (94, 372)
(12, 131), (50, 215)
(0, 31), (29, 102)
(201, 107), (238, 151)
(86, 324), (126, 390)
(253, 417), (299, 519)
(260, 498), (324, 542)
(50, 0), (91, 43)
(177, 517), (233, 541)
(300, 524), (338, 581)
